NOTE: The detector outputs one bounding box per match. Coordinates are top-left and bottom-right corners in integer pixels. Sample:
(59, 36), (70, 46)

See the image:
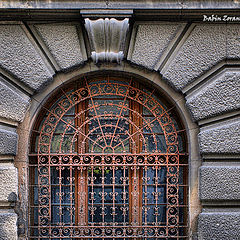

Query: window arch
(29, 75), (188, 239)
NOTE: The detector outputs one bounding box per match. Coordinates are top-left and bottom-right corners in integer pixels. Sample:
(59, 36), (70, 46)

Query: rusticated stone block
(163, 24), (240, 90)
(0, 78), (30, 122)
(0, 128), (17, 155)
(199, 120), (240, 154)
(200, 166), (240, 201)
(130, 23), (184, 69)
(35, 24), (84, 70)
(0, 165), (18, 203)
(0, 25), (52, 90)
(0, 210), (17, 240)
(186, 70), (240, 121)
(198, 212), (240, 240)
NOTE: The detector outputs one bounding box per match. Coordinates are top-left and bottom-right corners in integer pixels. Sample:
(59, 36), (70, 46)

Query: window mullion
(129, 82), (143, 237)
(75, 82), (88, 227)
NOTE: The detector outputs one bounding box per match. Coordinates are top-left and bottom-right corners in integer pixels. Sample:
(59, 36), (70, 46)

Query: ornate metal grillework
(29, 77), (188, 239)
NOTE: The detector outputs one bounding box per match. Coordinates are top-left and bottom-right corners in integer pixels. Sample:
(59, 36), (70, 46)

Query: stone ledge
(0, 210), (17, 240)
(0, 128), (18, 155)
(0, 165), (18, 204)
(0, 1), (240, 9)
(200, 166), (240, 201)
(199, 119), (240, 154)
(198, 212), (240, 240)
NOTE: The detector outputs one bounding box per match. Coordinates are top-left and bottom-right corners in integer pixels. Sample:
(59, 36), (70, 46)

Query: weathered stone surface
(0, 128), (17, 155)
(199, 119), (240, 154)
(198, 212), (240, 240)
(0, 1), (240, 9)
(186, 70), (240, 121)
(162, 24), (240, 90)
(130, 24), (184, 69)
(227, 24), (240, 59)
(200, 166), (240, 201)
(0, 165), (18, 203)
(0, 25), (52, 90)
(0, 210), (17, 240)
(35, 24), (84, 69)
(0, 78), (30, 122)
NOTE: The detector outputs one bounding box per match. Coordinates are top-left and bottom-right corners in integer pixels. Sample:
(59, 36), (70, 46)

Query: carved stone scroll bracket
(84, 18), (129, 63)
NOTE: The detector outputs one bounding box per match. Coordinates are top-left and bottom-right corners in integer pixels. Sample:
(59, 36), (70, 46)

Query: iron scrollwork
(30, 78), (188, 239)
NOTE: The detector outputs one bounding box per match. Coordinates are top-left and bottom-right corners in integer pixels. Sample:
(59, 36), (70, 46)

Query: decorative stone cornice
(84, 18), (129, 63)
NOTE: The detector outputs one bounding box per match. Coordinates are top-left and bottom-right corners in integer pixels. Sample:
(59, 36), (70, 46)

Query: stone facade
(0, 2), (239, 239)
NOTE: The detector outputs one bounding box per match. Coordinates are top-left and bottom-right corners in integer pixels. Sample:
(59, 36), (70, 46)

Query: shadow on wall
(8, 192), (25, 237)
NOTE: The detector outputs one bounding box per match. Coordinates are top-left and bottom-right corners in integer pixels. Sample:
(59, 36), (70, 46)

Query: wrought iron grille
(29, 77), (188, 239)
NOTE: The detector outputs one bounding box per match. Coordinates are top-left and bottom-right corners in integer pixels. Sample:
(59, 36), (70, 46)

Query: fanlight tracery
(29, 77), (188, 239)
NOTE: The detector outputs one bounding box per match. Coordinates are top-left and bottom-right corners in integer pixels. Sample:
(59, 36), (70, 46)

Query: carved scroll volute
(84, 18), (129, 63)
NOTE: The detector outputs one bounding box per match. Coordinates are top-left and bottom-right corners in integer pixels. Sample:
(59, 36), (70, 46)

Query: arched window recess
(29, 75), (188, 239)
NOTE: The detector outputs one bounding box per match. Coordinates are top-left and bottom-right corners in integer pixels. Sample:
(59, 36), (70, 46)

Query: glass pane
(88, 166), (129, 224)
(55, 116), (75, 133)
(143, 117), (163, 133)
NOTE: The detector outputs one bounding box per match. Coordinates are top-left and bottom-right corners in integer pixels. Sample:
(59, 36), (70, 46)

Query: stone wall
(127, 21), (240, 240)
(0, 13), (239, 240)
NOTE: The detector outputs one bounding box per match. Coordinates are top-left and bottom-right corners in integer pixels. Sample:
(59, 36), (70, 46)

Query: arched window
(29, 75), (188, 239)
